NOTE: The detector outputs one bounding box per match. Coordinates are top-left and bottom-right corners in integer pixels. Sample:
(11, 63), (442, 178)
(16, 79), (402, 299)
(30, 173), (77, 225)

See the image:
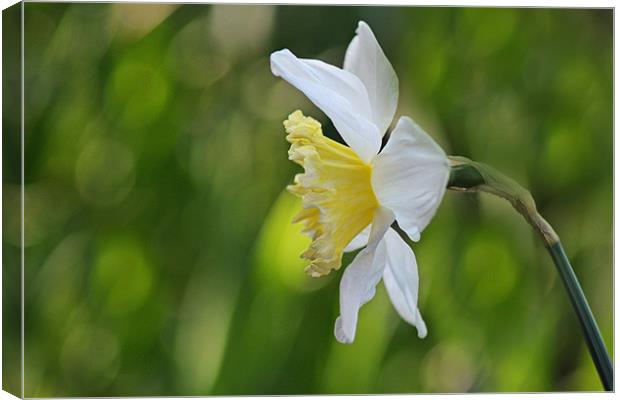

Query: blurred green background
(2, 3), (612, 396)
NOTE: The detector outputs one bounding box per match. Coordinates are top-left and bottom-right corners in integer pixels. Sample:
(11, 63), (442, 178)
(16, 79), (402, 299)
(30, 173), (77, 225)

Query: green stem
(547, 242), (613, 391)
(447, 156), (613, 391)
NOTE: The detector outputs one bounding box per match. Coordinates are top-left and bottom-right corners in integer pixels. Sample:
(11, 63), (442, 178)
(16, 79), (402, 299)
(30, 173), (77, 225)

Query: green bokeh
(9, 4), (613, 396)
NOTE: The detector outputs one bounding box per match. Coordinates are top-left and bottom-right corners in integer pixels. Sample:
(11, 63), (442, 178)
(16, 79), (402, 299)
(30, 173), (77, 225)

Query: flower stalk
(446, 156), (613, 391)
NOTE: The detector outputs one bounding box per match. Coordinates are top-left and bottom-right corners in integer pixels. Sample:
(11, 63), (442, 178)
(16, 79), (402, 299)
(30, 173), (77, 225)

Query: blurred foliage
(3, 3), (612, 396)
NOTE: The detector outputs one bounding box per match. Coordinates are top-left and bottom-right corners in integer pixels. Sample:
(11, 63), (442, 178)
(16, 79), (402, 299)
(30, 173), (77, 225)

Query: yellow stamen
(284, 110), (378, 277)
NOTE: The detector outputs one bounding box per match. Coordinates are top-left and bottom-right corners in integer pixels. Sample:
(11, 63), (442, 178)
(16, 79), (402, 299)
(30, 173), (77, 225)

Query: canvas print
(2, 2), (613, 397)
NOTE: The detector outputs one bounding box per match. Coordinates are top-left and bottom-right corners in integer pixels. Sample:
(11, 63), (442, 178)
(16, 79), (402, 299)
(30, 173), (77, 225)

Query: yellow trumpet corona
(285, 110), (378, 277)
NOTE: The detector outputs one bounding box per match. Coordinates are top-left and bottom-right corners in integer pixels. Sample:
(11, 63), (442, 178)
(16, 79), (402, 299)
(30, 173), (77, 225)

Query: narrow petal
(334, 206), (394, 344)
(362, 206), (395, 250)
(415, 309), (427, 338)
(382, 228), (427, 338)
(334, 241), (386, 344)
(271, 49), (381, 162)
(343, 225), (371, 253)
(371, 116), (450, 242)
(344, 21), (398, 135)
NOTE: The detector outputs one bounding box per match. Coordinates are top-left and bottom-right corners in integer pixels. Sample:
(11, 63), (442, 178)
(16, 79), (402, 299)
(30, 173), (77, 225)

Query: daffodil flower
(270, 21), (450, 344)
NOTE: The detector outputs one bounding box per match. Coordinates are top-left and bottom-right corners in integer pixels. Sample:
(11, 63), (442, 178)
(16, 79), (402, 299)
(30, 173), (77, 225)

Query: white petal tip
(334, 316), (354, 344)
(270, 48), (291, 58)
(416, 327), (428, 339)
(405, 226), (421, 242)
(357, 20), (371, 32)
(269, 48), (293, 76)
(415, 311), (428, 339)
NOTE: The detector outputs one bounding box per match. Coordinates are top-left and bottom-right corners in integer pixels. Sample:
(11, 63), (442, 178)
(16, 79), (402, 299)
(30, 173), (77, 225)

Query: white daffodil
(270, 21), (450, 344)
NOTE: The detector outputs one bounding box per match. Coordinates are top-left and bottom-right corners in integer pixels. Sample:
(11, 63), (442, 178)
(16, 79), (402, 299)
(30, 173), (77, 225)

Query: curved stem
(446, 156), (613, 391)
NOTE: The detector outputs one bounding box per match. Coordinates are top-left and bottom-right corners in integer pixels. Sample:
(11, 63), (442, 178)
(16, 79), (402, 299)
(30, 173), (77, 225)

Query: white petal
(344, 21), (398, 135)
(343, 224), (371, 253)
(334, 243), (386, 344)
(382, 228), (427, 338)
(271, 49), (381, 162)
(371, 116), (450, 242)
(334, 206), (394, 344)
(364, 205), (395, 249)
(415, 308), (427, 338)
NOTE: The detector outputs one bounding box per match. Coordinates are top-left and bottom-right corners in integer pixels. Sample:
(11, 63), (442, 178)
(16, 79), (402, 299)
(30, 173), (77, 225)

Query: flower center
(285, 110), (379, 277)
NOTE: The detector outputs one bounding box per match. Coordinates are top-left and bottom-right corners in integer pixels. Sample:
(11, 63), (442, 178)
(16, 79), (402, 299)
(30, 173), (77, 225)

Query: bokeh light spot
(108, 4), (177, 42)
(255, 190), (331, 292)
(543, 123), (593, 187)
(92, 237), (153, 316)
(208, 5), (275, 59)
(173, 272), (237, 394)
(462, 231), (519, 308)
(421, 342), (475, 392)
(60, 324), (120, 390)
(75, 137), (136, 207)
(107, 59), (170, 129)
(167, 17), (230, 88)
